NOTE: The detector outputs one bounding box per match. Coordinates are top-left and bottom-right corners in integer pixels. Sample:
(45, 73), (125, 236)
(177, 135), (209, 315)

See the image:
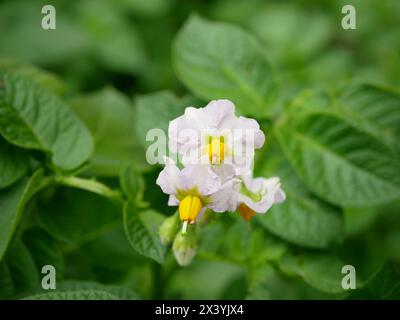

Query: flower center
(207, 136), (225, 164)
(238, 203), (256, 221)
(179, 195), (203, 234)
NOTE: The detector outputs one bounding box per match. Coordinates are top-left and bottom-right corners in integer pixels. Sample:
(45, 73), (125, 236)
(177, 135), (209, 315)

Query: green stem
(55, 175), (124, 204)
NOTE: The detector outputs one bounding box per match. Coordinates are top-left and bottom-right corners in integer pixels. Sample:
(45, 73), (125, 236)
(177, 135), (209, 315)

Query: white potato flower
(236, 175), (286, 221)
(168, 99), (265, 174)
(156, 98), (285, 253)
(156, 157), (239, 233)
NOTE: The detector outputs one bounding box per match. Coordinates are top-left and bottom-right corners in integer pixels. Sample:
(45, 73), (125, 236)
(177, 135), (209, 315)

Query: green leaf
(172, 15), (275, 117)
(256, 144), (344, 248)
(135, 91), (195, 149)
(123, 201), (166, 263)
(165, 260), (244, 299)
(79, 227), (149, 282)
(111, 0), (173, 17)
(0, 71), (93, 171)
(78, 1), (146, 75)
(258, 192), (343, 249)
(349, 262), (400, 299)
(344, 207), (378, 236)
(119, 165), (145, 204)
(247, 264), (338, 300)
(0, 169), (49, 261)
(36, 187), (121, 244)
(0, 137), (29, 189)
(276, 90), (400, 207)
(248, 4), (334, 65)
(337, 84), (400, 153)
(0, 260), (14, 298)
(56, 280), (140, 300)
(197, 218), (246, 264)
(279, 251), (347, 294)
(210, 0), (266, 25)
(4, 239), (40, 293)
(0, 59), (65, 95)
(23, 227), (64, 280)
(22, 290), (118, 300)
(198, 217), (287, 266)
(70, 87), (149, 176)
(0, 1), (90, 67)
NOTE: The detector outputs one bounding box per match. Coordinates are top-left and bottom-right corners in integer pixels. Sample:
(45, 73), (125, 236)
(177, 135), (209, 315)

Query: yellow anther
(179, 195), (203, 224)
(238, 203), (256, 221)
(208, 136), (225, 164)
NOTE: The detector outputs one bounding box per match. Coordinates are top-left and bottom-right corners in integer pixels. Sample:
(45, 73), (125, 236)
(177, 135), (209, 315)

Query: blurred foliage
(0, 0), (399, 300)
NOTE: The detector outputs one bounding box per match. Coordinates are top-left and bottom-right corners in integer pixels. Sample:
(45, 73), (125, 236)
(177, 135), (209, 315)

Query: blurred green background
(0, 0), (399, 300)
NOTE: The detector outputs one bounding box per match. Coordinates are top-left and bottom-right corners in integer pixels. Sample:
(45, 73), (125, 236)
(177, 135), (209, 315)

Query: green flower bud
(159, 211), (180, 245)
(172, 225), (198, 266)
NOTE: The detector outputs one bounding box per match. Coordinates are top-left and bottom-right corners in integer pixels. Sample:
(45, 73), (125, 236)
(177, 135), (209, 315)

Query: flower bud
(172, 226), (198, 266)
(159, 211), (180, 245)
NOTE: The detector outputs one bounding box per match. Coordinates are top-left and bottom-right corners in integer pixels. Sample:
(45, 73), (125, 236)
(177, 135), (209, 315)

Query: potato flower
(158, 99), (285, 266)
(156, 157), (239, 233)
(236, 175), (286, 221)
(168, 99), (265, 174)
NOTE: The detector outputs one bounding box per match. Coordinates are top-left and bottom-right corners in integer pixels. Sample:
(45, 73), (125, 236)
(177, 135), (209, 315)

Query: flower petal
(209, 178), (241, 212)
(239, 176), (285, 213)
(168, 195), (179, 206)
(203, 99), (236, 128)
(168, 114), (200, 154)
(232, 116), (265, 149)
(156, 157), (181, 195)
(179, 164), (221, 195)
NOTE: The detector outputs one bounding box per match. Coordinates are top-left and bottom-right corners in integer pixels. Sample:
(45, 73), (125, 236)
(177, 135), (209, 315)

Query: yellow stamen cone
(179, 195), (203, 234)
(208, 137), (225, 164)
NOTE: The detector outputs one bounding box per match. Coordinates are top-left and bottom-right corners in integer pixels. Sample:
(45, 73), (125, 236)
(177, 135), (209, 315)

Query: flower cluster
(156, 99), (285, 264)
